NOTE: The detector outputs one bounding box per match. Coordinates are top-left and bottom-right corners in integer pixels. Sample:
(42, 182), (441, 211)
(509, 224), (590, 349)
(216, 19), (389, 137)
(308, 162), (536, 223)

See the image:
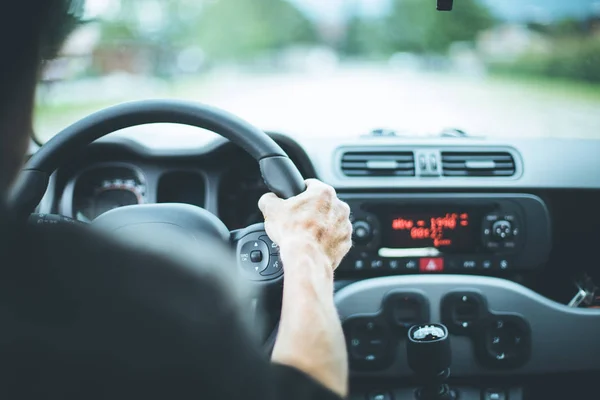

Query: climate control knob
(492, 220), (513, 240)
(352, 220), (373, 245)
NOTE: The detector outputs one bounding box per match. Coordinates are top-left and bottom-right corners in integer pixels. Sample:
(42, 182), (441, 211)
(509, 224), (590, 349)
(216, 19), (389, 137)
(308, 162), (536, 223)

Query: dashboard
(36, 131), (600, 400)
(52, 135), (316, 231)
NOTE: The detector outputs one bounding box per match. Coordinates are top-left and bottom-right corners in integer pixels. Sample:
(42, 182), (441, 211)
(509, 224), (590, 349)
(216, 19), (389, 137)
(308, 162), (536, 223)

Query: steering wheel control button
(479, 315), (531, 368)
(441, 292), (486, 334)
(250, 250), (263, 263)
(259, 235), (279, 255)
(344, 317), (393, 371)
(239, 240), (270, 274)
(261, 254), (283, 277)
(384, 292), (429, 329)
(419, 257), (444, 273)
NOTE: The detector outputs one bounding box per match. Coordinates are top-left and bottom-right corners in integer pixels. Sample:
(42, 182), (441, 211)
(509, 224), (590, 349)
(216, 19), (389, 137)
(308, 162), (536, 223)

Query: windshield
(34, 0), (600, 142)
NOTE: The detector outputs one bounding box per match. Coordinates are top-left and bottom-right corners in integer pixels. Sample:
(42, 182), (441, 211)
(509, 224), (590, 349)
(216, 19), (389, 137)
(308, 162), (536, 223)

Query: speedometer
(72, 165), (146, 222)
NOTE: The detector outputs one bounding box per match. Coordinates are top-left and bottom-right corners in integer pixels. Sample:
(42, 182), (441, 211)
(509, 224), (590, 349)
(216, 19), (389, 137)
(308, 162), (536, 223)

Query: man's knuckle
(324, 185), (336, 198)
(339, 201), (350, 214)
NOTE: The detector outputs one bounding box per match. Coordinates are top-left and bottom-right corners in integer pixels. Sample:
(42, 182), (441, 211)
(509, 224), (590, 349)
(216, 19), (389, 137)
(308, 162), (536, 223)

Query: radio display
(385, 210), (477, 252)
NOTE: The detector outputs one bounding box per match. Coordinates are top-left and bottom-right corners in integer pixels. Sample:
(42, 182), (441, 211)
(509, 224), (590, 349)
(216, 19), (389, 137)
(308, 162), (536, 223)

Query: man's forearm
(271, 240), (349, 398)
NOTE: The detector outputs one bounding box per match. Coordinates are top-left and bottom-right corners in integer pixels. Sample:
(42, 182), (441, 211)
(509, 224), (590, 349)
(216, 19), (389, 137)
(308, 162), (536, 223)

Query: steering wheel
(9, 99), (306, 305)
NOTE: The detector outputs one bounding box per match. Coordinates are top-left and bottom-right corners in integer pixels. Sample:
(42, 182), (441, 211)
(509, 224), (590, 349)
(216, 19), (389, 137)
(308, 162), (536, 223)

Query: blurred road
(35, 65), (600, 144)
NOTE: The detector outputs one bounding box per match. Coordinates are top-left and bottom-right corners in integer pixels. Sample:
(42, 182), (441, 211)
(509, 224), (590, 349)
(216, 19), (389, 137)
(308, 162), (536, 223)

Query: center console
(338, 194), (551, 276)
(337, 275), (600, 400)
(334, 193), (600, 399)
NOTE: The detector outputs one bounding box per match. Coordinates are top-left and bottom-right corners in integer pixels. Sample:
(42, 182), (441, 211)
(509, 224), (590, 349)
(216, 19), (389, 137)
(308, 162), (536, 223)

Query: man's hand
(259, 179), (352, 398)
(258, 179), (353, 272)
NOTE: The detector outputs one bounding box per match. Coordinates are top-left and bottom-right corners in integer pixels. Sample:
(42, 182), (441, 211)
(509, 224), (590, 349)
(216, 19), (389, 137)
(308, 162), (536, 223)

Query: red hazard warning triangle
(419, 258), (444, 272)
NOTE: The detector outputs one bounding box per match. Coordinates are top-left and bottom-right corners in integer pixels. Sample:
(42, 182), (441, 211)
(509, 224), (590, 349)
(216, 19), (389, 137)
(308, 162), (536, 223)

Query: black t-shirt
(0, 207), (342, 400)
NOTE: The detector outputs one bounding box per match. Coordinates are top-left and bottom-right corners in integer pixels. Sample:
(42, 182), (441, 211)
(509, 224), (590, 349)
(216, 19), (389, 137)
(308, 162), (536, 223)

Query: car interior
(14, 0), (600, 399)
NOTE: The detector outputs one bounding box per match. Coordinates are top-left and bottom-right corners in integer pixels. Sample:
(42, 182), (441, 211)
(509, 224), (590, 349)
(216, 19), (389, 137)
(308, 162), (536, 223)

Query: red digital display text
(391, 213), (469, 248)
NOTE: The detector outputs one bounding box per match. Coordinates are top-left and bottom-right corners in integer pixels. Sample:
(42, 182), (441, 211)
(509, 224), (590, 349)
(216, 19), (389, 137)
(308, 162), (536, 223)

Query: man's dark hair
(1, 0), (81, 104)
(0, 0), (81, 190)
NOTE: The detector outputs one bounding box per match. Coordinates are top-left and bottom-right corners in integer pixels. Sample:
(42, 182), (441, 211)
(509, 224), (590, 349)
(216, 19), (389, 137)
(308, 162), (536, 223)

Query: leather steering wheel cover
(10, 100), (305, 214)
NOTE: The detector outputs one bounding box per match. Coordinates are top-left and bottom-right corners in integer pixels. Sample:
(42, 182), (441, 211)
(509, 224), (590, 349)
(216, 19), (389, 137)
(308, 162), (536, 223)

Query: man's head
(0, 0), (80, 192)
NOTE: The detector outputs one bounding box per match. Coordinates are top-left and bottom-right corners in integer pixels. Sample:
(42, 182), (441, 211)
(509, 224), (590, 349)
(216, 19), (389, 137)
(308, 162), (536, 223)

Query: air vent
(441, 151), (516, 177)
(341, 151), (415, 177)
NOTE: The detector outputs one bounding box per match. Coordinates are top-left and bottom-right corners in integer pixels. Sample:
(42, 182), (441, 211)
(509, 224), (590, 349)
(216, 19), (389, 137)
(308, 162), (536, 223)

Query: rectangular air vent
(441, 151), (516, 177)
(341, 151), (415, 177)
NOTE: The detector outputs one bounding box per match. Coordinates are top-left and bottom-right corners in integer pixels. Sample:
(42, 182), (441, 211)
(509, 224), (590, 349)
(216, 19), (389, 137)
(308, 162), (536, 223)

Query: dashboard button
(497, 259), (510, 270)
(388, 259), (400, 271)
(482, 389), (507, 400)
(371, 259), (384, 270)
(259, 235), (279, 255)
(445, 257), (460, 271)
(403, 258), (419, 272)
(344, 317), (394, 370)
(480, 315), (531, 368)
(462, 259), (478, 270)
(354, 260), (365, 271)
(492, 220), (513, 240)
(368, 392), (393, 400)
(485, 214), (499, 222)
(419, 257), (444, 272)
(441, 292), (486, 334)
(384, 292), (429, 329)
(482, 260), (493, 270)
(260, 254), (283, 277)
(486, 241), (500, 249)
(352, 220), (373, 245)
(354, 259), (366, 271)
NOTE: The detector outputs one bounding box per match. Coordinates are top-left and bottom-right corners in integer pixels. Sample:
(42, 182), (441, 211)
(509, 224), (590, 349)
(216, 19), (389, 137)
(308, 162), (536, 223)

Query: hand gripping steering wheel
(9, 100), (306, 285)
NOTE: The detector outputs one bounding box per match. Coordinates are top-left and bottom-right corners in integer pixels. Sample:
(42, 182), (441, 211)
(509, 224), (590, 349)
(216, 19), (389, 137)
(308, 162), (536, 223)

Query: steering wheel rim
(9, 99), (306, 215)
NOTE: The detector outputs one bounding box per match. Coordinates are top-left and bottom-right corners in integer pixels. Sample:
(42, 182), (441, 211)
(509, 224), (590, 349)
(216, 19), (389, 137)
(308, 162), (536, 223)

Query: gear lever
(407, 324), (456, 400)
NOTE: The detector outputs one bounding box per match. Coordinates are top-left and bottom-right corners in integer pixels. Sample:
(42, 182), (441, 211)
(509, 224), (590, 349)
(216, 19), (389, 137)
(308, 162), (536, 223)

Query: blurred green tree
(191, 0), (319, 60)
(97, 0), (317, 59)
(343, 0), (495, 55)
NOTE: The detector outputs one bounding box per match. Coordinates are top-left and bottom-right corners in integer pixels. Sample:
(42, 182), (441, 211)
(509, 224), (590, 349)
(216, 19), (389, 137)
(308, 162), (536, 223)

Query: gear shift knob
(407, 324), (455, 400)
(407, 324), (451, 375)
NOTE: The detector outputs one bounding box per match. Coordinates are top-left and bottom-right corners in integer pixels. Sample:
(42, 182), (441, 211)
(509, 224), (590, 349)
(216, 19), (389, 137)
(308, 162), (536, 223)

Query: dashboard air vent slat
(441, 151), (516, 177)
(341, 151), (415, 177)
